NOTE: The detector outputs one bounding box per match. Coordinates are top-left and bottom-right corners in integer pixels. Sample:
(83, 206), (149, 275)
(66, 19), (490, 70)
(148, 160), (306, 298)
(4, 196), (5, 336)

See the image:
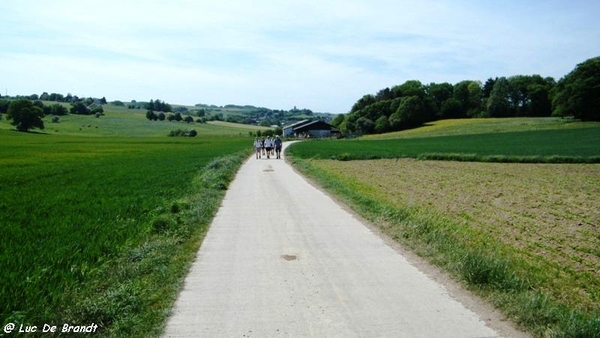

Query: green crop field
(289, 119), (600, 163)
(0, 106), (258, 336)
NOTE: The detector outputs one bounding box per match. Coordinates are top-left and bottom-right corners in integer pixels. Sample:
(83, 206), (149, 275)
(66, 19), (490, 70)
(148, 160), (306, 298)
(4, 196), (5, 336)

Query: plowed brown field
(314, 159), (600, 310)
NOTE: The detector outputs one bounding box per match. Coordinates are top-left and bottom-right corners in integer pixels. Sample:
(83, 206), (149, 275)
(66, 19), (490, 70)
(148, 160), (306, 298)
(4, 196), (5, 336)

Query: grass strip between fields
(58, 150), (250, 337)
(289, 156), (600, 338)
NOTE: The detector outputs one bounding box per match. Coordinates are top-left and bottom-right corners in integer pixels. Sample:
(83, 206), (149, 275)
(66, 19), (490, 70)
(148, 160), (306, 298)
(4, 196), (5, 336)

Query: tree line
(145, 110), (201, 123)
(333, 56), (600, 135)
(145, 99), (172, 113)
(2, 92), (108, 105)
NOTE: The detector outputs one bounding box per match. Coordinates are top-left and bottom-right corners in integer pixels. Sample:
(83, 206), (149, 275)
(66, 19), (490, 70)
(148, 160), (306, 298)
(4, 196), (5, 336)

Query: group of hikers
(254, 135), (283, 159)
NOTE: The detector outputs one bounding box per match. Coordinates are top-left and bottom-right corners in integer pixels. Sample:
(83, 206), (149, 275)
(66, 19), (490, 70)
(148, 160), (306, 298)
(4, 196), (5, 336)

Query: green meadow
(0, 106), (259, 336)
(289, 118), (600, 163)
(0, 103), (271, 137)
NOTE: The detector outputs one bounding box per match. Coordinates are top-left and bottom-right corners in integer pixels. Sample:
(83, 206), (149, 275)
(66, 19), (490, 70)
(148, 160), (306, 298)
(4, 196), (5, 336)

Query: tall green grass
(0, 130), (251, 336)
(289, 125), (600, 163)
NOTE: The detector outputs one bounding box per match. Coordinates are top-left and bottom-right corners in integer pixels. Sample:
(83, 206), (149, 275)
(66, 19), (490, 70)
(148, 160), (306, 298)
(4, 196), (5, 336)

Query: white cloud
(1, 0), (598, 113)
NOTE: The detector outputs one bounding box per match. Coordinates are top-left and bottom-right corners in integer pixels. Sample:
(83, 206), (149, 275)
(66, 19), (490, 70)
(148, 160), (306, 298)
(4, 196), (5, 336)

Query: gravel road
(162, 142), (520, 337)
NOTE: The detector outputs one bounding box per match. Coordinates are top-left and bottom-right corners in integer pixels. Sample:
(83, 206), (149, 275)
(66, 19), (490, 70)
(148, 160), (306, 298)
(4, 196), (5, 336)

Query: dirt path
(162, 142), (525, 337)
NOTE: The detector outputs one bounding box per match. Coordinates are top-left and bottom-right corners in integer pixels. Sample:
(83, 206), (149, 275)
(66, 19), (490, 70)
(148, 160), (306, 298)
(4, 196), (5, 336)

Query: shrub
(150, 215), (175, 234)
(168, 129), (197, 137)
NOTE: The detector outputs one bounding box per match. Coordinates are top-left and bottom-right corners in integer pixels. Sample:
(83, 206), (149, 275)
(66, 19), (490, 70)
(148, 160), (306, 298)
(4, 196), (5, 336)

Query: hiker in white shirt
(264, 137), (273, 159)
(253, 138), (263, 159)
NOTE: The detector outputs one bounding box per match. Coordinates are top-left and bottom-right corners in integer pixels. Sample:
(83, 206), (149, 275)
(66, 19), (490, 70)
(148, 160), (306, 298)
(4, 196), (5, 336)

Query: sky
(1, 0), (598, 114)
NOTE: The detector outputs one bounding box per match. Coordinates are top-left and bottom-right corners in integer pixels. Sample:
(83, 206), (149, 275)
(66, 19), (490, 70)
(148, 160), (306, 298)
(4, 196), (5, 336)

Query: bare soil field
(314, 159), (600, 311)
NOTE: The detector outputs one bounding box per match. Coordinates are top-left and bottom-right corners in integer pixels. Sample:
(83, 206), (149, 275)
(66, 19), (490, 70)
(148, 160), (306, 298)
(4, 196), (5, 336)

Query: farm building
(282, 120), (309, 137)
(282, 120), (339, 138)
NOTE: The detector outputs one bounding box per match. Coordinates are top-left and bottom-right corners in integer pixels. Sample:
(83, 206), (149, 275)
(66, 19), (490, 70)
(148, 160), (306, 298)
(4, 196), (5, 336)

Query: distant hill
(0, 93), (336, 131)
(190, 103), (335, 127)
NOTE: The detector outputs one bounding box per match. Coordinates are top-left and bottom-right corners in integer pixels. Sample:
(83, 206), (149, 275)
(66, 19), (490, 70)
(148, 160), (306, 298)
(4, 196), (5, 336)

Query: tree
(344, 113), (360, 133)
(48, 93), (64, 102)
(374, 115), (391, 133)
(399, 96), (425, 128)
(426, 82), (453, 116)
(0, 100), (10, 121)
(482, 78), (496, 99)
(552, 56), (600, 121)
(439, 97), (463, 119)
(6, 99), (45, 132)
(146, 98), (172, 112)
(91, 105), (104, 115)
(392, 80), (425, 99)
(70, 102), (90, 115)
(466, 81), (483, 116)
(388, 96), (425, 130)
(375, 87), (393, 101)
(452, 80), (481, 117)
(330, 114), (345, 128)
(526, 82), (552, 117)
(388, 111), (402, 130)
(350, 94), (376, 113)
(486, 77), (512, 117)
(356, 117), (375, 134)
(49, 103), (68, 116)
(0, 100), (9, 115)
(146, 110), (158, 121)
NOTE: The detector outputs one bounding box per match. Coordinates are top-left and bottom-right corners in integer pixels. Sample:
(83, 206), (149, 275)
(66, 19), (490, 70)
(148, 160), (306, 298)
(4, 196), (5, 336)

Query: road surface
(162, 142), (522, 337)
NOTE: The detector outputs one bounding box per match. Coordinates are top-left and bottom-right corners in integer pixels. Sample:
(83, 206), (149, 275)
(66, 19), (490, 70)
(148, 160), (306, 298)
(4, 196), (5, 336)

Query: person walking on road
(253, 137), (263, 159)
(274, 135), (282, 159)
(264, 136), (273, 159)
